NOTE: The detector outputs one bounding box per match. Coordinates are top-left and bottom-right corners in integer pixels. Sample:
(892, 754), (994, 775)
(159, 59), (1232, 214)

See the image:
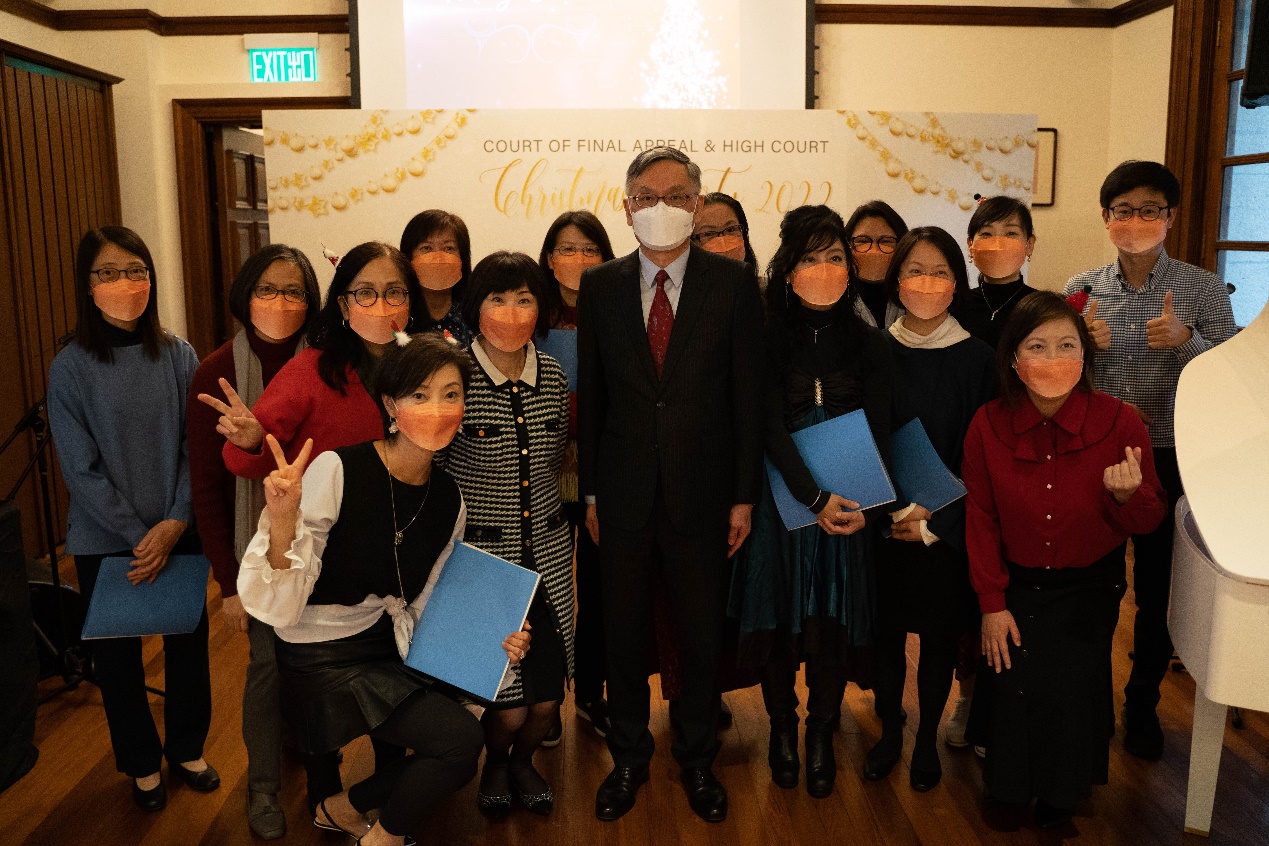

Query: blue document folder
(890, 418), (966, 514)
(767, 408), (896, 531)
(80, 554), (210, 639)
(537, 329), (578, 391)
(405, 542), (540, 702)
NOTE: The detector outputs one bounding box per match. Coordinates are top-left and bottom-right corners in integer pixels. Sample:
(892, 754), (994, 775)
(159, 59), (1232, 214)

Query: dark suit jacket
(577, 246), (765, 535)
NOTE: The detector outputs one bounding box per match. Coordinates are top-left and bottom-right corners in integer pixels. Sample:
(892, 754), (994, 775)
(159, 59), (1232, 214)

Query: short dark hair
(995, 290), (1097, 406)
(462, 251), (555, 341)
(624, 146), (702, 192)
(227, 244), (321, 336)
(73, 226), (171, 363)
(766, 204), (859, 318)
(376, 332), (473, 403)
(882, 226), (971, 308)
(844, 200), (909, 243)
(307, 242), (427, 393)
(701, 192), (759, 270)
(968, 195), (1034, 239)
(399, 209), (472, 304)
(1099, 160), (1181, 209)
(538, 210), (616, 325)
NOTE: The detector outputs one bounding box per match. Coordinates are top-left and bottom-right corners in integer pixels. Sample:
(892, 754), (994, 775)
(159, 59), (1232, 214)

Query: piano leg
(1183, 687), (1227, 836)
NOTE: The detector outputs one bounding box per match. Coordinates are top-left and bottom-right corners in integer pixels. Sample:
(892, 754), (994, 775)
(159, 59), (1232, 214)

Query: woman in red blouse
(962, 291), (1166, 829)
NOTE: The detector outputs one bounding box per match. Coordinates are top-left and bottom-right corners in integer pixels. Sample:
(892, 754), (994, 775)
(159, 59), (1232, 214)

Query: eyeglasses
(1108, 204), (1170, 222)
(627, 192), (698, 211)
(253, 285), (307, 304)
(553, 245), (602, 258)
(345, 287), (409, 307)
(850, 236), (898, 254)
(90, 266), (149, 284)
(691, 224), (744, 243)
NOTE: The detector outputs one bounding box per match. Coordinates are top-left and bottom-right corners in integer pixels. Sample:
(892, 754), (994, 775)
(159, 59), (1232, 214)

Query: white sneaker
(944, 695), (972, 748)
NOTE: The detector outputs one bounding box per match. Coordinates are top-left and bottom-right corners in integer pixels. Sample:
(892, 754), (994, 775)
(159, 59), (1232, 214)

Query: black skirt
(273, 615), (434, 755)
(488, 590), (565, 710)
(875, 535), (979, 637)
(969, 547), (1127, 807)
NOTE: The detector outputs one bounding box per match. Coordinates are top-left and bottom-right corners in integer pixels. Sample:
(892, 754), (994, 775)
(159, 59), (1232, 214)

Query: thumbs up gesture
(1084, 298), (1112, 351)
(1146, 291), (1192, 349)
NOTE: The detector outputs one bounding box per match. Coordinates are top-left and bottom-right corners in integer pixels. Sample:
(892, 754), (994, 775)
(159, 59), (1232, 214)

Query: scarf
(888, 312), (971, 349)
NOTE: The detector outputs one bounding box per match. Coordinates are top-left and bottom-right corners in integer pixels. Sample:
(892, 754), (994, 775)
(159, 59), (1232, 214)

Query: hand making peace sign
(262, 434), (314, 525)
(197, 377), (265, 450)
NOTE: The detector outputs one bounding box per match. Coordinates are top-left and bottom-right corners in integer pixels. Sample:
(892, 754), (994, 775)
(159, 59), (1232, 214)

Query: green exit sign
(249, 48), (317, 83)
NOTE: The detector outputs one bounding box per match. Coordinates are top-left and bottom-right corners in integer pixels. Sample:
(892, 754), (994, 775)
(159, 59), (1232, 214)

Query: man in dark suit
(577, 147), (765, 823)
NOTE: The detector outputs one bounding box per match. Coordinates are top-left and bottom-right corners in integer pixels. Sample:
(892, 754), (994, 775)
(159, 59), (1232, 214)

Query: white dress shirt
(638, 248), (690, 325)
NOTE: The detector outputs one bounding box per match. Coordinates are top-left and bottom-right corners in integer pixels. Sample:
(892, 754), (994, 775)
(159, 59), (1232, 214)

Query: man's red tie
(647, 269), (674, 377)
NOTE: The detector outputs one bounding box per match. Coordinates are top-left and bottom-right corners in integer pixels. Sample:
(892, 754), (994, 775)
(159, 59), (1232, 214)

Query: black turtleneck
(856, 279), (889, 328)
(102, 321), (144, 347)
(951, 275), (1034, 349)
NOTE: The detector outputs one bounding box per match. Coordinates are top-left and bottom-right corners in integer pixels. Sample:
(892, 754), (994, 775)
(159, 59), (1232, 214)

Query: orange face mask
(250, 298), (307, 341)
(1015, 357), (1084, 399)
(790, 263), (850, 307)
(1108, 218), (1168, 255)
(898, 276), (955, 320)
(412, 252), (463, 291)
(852, 249), (892, 282)
(348, 299), (410, 345)
(971, 236), (1029, 279)
(481, 304), (538, 353)
(395, 401), (464, 452)
(92, 280), (150, 322)
(700, 234), (746, 260)
(552, 254), (601, 291)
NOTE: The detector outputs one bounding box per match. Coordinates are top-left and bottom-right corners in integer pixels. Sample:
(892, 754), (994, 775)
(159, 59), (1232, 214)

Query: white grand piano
(1170, 299), (1269, 837)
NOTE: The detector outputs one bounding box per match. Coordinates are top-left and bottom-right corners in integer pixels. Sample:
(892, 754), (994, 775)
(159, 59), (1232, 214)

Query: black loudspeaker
(1244, 0), (1269, 107)
(0, 502), (39, 792)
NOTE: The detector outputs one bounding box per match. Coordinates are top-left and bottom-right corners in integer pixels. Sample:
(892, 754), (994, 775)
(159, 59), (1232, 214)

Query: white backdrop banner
(262, 108), (1038, 285)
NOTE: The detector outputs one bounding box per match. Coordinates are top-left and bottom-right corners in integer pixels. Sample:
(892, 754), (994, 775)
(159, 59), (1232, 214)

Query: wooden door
(203, 126), (269, 351)
(0, 48), (121, 558)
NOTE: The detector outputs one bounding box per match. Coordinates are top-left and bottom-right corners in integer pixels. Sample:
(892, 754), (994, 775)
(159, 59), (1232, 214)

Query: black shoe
(768, 712), (799, 789)
(541, 715), (563, 749)
(510, 763), (554, 816)
(909, 765), (942, 792)
(1123, 706), (1165, 760)
(477, 763), (512, 820)
(596, 765), (649, 821)
(171, 762), (220, 792)
(863, 733), (903, 781)
(804, 722), (836, 799)
(247, 789), (287, 840)
(132, 776), (167, 812)
(1034, 799), (1073, 828)
(909, 740), (941, 792)
(576, 699), (612, 738)
(680, 767), (727, 822)
(718, 698), (734, 730)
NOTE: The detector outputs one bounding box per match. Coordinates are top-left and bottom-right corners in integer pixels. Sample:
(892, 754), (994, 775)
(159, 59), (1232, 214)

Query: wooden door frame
(172, 96), (350, 357)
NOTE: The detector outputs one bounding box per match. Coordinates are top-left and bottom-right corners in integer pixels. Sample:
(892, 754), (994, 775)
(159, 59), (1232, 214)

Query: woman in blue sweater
(48, 226), (216, 812)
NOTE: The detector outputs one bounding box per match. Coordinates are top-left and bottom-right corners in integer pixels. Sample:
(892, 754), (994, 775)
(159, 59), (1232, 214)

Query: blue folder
(767, 408), (897, 531)
(537, 329), (578, 391)
(405, 542), (540, 702)
(890, 418), (967, 514)
(80, 554), (210, 639)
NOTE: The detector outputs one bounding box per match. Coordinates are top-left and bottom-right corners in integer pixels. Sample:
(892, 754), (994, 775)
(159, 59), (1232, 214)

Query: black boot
(804, 717), (836, 799)
(767, 712), (799, 789)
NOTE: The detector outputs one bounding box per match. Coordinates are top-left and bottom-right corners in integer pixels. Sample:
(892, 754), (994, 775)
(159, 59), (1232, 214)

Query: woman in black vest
(238, 334), (530, 846)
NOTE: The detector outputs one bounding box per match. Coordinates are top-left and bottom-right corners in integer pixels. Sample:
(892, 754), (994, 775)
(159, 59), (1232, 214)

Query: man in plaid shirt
(1064, 160), (1237, 761)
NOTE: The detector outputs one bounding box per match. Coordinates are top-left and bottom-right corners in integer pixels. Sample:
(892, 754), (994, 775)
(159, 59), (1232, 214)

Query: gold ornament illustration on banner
(263, 110), (477, 217)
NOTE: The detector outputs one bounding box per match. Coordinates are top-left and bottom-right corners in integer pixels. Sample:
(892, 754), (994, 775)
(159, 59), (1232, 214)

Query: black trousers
(74, 536), (211, 778)
(565, 501), (606, 704)
(758, 649), (846, 727)
(601, 495), (727, 769)
(347, 689), (482, 837)
(1124, 447), (1183, 713)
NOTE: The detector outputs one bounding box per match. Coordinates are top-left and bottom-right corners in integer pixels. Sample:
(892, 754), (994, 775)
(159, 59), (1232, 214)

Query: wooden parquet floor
(3, 571), (1268, 846)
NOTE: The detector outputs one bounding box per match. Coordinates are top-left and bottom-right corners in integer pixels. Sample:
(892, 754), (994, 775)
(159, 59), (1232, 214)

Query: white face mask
(631, 201), (696, 252)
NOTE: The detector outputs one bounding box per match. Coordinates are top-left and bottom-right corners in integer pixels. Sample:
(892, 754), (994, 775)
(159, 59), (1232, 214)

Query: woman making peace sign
(962, 291), (1165, 829)
(238, 333), (530, 846)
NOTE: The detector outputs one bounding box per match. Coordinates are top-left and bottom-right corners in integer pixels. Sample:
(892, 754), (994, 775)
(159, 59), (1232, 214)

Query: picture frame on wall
(1033, 127), (1057, 207)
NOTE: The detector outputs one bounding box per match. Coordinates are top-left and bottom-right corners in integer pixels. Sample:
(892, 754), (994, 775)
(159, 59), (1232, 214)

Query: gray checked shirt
(1063, 251), (1237, 449)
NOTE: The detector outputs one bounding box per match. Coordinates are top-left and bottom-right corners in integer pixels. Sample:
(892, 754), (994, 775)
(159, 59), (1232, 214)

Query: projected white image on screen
(403, 0), (741, 109)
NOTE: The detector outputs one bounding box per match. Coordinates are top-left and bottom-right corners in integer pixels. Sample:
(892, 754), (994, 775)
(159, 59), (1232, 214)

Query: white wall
(816, 9), (1173, 291)
(0, 9), (351, 338)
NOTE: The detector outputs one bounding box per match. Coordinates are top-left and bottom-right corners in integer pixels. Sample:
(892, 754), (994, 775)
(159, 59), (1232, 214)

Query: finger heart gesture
(197, 377), (265, 450)
(263, 435), (314, 522)
(1103, 446), (1143, 505)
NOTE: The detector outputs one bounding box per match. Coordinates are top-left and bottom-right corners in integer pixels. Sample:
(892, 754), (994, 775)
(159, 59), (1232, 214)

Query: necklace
(381, 442), (431, 608)
(981, 283), (1025, 322)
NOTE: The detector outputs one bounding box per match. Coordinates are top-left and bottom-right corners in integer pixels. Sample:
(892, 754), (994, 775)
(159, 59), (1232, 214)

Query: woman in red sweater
(187, 244), (320, 839)
(962, 291), (1166, 829)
